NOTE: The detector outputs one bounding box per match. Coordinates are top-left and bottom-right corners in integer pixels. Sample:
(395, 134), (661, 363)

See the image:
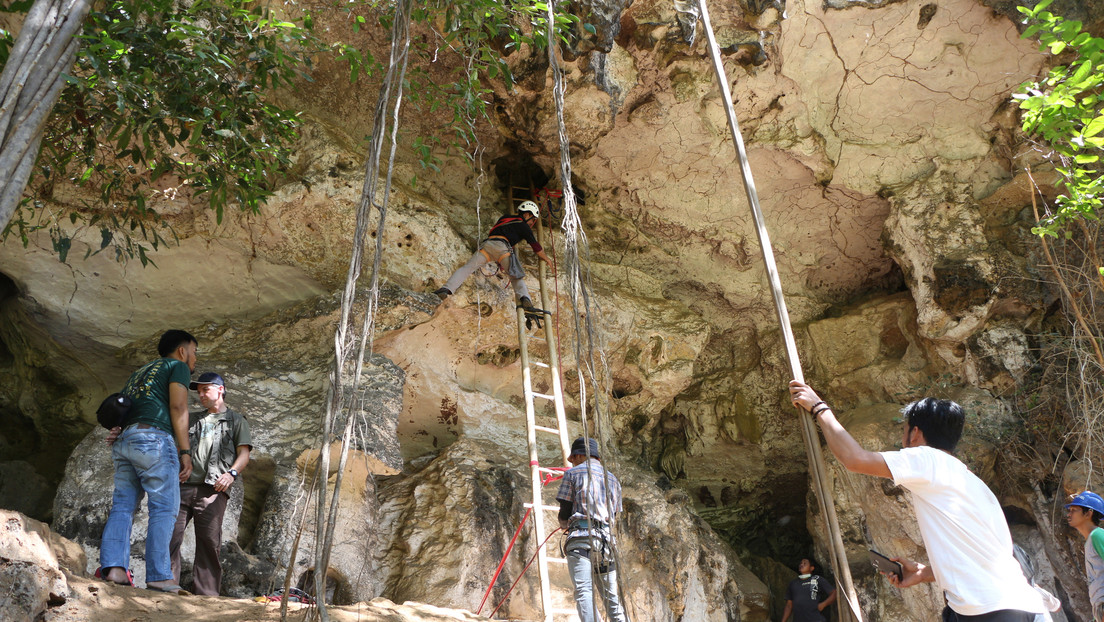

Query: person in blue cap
(1066, 491), (1104, 621)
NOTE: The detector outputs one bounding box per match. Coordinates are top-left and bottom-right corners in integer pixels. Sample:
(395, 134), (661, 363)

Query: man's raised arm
(789, 380), (892, 479)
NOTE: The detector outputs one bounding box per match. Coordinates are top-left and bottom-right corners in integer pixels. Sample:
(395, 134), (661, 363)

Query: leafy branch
(4, 0), (323, 264)
(1015, 0), (1104, 239)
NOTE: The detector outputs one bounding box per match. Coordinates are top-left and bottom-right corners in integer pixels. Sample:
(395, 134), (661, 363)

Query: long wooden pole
(694, 2), (863, 620)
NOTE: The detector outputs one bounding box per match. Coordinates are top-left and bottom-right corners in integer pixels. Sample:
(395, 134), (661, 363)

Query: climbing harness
(693, 0), (863, 620)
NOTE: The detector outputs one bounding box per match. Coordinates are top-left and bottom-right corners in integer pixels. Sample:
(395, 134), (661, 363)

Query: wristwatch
(229, 469), (239, 479)
(178, 448), (190, 456)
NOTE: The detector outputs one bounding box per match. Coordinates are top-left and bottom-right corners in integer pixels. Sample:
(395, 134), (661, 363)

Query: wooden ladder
(515, 214), (575, 621)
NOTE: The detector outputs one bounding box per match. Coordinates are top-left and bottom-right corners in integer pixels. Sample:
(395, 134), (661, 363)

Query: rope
(538, 189), (569, 426)
(692, 1), (863, 620)
(477, 507), (532, 615)
(488, 527), (564, 618)
(476, 469), (566, 616)
(543, 2), (630, 619)
(310, 1), (414, 619)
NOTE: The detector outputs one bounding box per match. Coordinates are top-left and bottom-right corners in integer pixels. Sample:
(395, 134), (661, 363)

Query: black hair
(1088, 508), (1104, 525)
(158, 330), (198, 358)
(902, 397), (964, 452)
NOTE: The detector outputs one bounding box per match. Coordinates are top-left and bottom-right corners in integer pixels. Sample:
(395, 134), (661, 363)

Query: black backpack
(96, 393), (132, 429)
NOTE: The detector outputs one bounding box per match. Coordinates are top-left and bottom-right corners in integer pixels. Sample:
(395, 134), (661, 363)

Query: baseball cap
(189, 372), (225, 391)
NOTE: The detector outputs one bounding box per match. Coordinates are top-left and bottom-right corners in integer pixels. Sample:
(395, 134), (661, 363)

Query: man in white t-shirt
(789, 380), (1047, 622)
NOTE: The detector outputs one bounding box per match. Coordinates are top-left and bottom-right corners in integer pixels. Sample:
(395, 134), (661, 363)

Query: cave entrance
(489, 150), (586, 228)
(491, 150), (550, 213)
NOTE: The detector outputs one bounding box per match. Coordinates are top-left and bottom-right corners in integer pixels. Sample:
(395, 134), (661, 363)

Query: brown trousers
(169, 483), (227, 595)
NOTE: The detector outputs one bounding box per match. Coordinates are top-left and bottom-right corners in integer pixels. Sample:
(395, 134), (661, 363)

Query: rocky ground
(2, 508), (487, 622)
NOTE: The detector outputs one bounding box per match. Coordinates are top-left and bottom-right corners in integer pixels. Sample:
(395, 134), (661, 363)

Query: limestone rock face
(375, 437), (538, 619)
(374, 437), (770, 621)
(0, 510), (79, 622)
(0, 0), (1092, 618)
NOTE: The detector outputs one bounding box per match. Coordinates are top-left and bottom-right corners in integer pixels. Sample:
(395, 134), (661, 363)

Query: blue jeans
(100, 426), (180, 583)
(566, 539), (628, 622)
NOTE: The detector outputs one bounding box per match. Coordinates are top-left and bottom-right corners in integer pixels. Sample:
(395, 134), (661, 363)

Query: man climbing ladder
(435, 200), (554, 310)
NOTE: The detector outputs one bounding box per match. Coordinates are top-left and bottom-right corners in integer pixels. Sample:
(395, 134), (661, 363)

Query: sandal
(94, 566), (134, 587)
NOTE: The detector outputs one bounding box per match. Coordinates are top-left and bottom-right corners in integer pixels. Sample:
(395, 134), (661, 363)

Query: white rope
(309, 1), (414, 618)
(544, 2), (629, 618)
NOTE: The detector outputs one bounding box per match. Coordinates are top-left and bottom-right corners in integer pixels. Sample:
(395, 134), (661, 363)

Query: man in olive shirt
(169, 372), (252, 595)
(100, 330), (196, 593)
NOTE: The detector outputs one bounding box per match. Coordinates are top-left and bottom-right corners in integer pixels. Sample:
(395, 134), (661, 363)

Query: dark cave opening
(489, 149), (587, 226)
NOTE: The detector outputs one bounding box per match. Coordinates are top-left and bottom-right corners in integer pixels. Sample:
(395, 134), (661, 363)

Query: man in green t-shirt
(169, 371), (252, 596)
(99, 330), (196, 594)
(1067, 491), (1104, 621)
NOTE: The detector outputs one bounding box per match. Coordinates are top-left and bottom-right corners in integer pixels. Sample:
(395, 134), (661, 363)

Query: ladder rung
(532, 361), (550, 368)
(537, 466), (564, 475)
(547, 557), (568, 565)
(532, 392), (555, 400)
(523, 503), (561, 512)
(534, 425), (562, 434)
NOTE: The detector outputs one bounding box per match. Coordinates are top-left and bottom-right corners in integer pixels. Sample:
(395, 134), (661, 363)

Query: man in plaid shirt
(556, 437), (629, 622)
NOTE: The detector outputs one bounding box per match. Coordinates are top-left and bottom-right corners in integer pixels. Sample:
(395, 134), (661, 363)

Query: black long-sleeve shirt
(487, 215), (543, 253)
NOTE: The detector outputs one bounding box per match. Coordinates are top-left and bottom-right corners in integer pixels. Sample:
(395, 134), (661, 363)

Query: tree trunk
(0, 0), (92, 233)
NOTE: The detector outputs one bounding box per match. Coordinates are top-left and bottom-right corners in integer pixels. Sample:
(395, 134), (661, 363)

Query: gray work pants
(170, 483), (228, 595)
(443, 239), (529, 299)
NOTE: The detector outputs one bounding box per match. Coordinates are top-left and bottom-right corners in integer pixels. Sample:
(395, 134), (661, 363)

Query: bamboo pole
(535, 215), (573, 467)
(694, 1), (863, 620)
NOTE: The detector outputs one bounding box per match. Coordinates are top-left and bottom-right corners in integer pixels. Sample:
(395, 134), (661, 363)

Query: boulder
(52, 289), (408, 598)
(0, 510), (81, 622)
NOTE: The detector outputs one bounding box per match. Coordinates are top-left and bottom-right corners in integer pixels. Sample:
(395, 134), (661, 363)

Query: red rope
(488, 526), (564, 619)
(476, 467), (567, 615)
(477, 508), (532, 615)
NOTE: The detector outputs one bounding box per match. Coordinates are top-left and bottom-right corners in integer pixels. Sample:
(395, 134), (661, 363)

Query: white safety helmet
(518, 200), (540, 218)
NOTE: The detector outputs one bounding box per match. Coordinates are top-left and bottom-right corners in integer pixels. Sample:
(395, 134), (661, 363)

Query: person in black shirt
(782, 557), (836, 622)
(435, 201), (553, 309)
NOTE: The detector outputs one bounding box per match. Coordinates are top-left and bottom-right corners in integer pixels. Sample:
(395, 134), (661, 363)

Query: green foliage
(402, 0), (577, 167)
(1015, 0), (1104, 238)
(2, 0), (574, 263)
(4, 0), (322, 264)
